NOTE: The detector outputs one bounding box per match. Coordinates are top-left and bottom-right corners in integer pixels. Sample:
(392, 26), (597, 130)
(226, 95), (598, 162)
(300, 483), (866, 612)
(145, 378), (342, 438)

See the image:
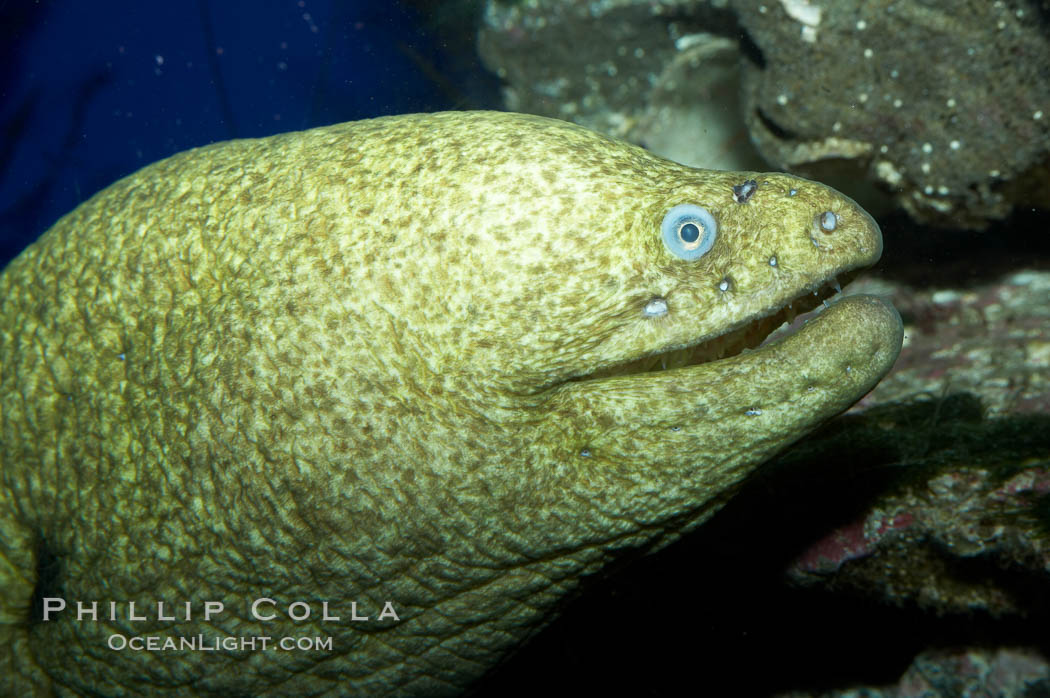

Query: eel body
(0, 111), (903, 695)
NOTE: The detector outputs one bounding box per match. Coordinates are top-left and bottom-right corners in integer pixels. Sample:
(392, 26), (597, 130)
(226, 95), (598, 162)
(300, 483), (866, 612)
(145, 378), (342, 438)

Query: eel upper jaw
(578, 268), (861, 382)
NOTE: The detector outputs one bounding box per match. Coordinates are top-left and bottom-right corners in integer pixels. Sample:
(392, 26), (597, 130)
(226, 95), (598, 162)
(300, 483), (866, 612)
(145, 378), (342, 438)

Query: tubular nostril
(818, 211), (838, 233)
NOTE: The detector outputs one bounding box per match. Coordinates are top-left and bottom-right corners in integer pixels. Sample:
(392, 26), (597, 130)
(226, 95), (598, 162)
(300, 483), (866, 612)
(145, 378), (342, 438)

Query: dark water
(0, 0), (499, 269)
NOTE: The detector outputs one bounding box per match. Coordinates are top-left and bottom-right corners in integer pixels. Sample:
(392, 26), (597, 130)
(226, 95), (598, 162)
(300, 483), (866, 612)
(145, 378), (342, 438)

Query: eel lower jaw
(584, 271), (859, 382)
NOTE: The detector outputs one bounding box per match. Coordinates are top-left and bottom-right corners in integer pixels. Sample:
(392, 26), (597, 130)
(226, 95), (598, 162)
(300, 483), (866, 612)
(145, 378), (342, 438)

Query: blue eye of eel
(661, 204), (717, 261)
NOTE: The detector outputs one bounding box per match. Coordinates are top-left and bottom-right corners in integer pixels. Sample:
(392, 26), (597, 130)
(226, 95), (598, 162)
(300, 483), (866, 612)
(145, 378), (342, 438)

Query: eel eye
(661, 204), (717, 261)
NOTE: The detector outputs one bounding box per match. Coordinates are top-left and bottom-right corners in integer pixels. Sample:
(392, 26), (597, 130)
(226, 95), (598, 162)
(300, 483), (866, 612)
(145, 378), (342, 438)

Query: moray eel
(0, 111), (902, 695)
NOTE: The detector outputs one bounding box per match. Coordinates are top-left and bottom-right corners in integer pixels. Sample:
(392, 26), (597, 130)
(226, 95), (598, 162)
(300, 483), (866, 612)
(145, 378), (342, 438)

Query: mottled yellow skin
(0, 111), (902, 695)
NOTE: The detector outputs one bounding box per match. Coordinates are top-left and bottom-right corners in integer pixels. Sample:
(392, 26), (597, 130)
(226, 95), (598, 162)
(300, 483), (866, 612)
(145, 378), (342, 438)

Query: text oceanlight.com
(109, 634), (335, 652)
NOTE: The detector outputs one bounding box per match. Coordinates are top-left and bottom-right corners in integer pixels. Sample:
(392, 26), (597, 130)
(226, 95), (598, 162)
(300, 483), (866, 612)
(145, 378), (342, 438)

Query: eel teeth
(821, 276), (842, 309)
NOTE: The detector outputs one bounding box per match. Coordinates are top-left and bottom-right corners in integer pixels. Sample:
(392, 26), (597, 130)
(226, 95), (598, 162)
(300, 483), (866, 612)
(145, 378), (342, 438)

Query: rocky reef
(480, 0), (1050, 227)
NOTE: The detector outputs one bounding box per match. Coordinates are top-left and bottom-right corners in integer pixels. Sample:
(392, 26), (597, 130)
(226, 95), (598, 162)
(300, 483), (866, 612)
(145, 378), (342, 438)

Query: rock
(736, 0), (1050, 228)
(856, 269), (1050, 416)
(479, 0), (1050, 227)
(777, 647), (1050, 697)
(783, 271), (1050, 616)
(478, 0), (769, 170)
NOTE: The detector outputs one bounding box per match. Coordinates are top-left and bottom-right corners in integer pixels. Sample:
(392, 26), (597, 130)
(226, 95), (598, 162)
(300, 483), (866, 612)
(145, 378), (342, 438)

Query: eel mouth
(587, 271), (859, 381)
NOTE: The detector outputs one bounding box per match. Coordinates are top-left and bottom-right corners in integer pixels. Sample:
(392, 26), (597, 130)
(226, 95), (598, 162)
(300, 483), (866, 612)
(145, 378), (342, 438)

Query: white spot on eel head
(643, 297), (669, 318)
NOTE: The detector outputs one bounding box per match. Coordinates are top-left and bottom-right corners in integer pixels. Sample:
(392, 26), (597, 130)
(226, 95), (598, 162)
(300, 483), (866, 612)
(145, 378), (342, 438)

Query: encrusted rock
(777, 647), (1050, 698)
(736, 0), (1050, 228)
(855, 269), (1050, 416)
(479, 0), (768, 170)
(480, 0), (1050, 227)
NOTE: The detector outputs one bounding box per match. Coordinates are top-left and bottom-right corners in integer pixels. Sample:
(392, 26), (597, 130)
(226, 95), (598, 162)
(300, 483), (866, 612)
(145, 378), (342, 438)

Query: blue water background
(0, 0), (497, 269)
